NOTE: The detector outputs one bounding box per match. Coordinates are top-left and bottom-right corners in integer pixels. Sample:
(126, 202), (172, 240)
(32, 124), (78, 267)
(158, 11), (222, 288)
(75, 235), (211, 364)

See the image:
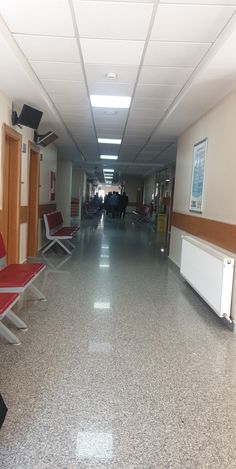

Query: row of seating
(0, 210), (79, 344)
(132, 205), (154, 224)
(83, 203), (100, 219)
(43, 211), (80, 255)
(0, 232), (46, 345)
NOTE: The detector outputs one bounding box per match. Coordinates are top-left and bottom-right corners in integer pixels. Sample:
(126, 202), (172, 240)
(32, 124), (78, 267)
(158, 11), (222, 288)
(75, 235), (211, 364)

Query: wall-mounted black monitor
(12, 104), (43, 129)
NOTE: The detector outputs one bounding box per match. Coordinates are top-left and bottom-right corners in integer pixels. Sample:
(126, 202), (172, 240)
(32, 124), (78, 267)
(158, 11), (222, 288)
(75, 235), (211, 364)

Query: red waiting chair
(0, 232), (46, 301)
(0, 293), (27, 345)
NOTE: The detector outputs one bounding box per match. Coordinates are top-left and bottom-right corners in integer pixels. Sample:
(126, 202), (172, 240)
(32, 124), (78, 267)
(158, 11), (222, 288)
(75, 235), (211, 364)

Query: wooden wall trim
(20, 206), (28, 224)
(39, 203), (56, 218)
(172, 211), (236, 254)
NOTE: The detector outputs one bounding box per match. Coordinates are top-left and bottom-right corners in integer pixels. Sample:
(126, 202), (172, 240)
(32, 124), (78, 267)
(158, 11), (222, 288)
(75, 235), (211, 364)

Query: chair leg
(29, 284), (47, 302)
(57, 240), (72, 255)
(67, 239), (75, 249)
(0, 322), (20, 345)
(42, 239), (56, 254)
(6, 309), (28, 330)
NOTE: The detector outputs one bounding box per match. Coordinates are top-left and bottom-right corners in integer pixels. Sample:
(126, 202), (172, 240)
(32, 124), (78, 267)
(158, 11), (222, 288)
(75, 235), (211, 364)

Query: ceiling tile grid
(0, 0), (236, 179)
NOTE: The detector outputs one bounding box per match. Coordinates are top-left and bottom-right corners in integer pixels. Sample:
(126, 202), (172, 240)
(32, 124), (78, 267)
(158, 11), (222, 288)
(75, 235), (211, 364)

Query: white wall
(0, 89), (58, 261)
(57, 160), (72, 225)
(124, 177), (143, 207)
(72, 168), (87, 199)
(169, 86), (236, 320)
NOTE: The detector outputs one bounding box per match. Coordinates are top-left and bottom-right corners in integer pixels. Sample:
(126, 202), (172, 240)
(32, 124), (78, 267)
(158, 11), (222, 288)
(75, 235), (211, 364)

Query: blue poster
(190, 139), (207, 212)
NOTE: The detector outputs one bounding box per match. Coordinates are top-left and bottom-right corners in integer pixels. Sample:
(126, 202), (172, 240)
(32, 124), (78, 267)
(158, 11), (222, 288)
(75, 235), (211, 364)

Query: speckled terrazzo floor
(1, 214), (236, 469)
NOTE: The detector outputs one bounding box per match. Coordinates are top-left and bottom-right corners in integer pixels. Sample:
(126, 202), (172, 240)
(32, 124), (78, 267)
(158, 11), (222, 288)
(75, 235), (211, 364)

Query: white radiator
(180, 236), (234, 318)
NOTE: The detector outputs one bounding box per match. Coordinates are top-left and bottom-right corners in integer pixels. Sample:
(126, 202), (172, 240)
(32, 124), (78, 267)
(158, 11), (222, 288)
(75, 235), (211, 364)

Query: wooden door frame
(2, 123), (22, 263)
(27, 141), (40, 257)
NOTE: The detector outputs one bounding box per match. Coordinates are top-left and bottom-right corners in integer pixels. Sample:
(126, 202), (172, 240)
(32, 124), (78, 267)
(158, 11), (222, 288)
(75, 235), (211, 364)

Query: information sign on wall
(189, 138), (208, 213)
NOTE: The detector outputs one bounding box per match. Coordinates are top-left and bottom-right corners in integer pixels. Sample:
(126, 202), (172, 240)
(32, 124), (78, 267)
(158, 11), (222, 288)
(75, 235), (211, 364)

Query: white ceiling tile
(129, 108), (162, 119)
(98, 143), (122, 154)
(66, 122), (94, 132)
(135, 83), (181, 100)
(88, 82), (134, 96)
(80, 39), (145, 65)
(14, 35), (80, 62)
(128, 112), (163, 126)
(122, 137), (147, 145)
(85, 64), (139, 84)
(96, 122), (125, 133)
(73, 1), (153, 40)
(119, 147), (141, 157)
(0, 0), (74, 36)
(93, 108), (128, 127)
(49, 92), (89, 106)
(125, 125), (153, 135)
(56, 105), (92, 117)
(42, 79), (86, 95)
(94, 129), (122, 138)
(132, 97), (171, 110)
(31, 61), (84, 81)
(144, 41), (210, 67)
(93, 108), (128, 120)
(137, 152), (156, 162)
(139, 66), (194, 85)
(151, 4), (235, 42)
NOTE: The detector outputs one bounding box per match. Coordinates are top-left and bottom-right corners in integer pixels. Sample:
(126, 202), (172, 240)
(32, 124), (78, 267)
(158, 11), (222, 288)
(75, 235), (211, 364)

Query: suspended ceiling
(0, 0), (236, 180)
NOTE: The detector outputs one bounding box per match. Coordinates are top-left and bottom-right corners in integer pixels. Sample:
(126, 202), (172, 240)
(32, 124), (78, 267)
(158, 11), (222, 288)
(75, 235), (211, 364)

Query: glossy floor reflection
(1, 214), (236, 468)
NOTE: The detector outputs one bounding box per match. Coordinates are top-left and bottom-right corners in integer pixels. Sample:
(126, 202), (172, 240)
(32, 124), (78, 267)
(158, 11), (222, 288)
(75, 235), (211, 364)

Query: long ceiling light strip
(100, 155), (118, 160)
(90, 95), (131, 109)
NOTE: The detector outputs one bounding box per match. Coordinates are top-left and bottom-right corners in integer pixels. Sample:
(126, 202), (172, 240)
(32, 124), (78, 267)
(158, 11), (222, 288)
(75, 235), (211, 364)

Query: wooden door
(2, 125), (21, 264)
(27, 143), (40, 257)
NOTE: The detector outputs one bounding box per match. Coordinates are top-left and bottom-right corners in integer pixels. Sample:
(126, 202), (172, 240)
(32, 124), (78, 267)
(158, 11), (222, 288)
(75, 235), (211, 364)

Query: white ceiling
(0, 0), (236, 181)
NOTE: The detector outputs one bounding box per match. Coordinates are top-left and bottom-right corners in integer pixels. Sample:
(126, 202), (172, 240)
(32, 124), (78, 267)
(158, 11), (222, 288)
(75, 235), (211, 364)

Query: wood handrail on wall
(171, 211), (236, 254)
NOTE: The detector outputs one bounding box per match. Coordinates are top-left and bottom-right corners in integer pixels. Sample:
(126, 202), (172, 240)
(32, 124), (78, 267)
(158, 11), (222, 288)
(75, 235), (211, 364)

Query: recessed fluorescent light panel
(103, 169), (114, 173)
(100, 155), (118, 160)
(98, 138), (121, 145)
(90, 95), (131, 109)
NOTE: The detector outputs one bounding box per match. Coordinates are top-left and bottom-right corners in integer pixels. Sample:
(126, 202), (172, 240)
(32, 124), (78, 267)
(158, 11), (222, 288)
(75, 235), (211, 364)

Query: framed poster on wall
(189, 138), (208, 213)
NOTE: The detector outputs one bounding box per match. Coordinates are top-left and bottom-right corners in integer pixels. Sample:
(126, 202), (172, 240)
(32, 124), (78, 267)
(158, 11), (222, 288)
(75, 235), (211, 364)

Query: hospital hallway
(1, 215), (236, 469)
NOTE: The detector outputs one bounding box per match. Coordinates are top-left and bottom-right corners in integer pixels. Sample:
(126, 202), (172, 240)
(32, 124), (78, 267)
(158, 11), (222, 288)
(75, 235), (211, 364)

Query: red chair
(43, 211), (78, 255)
(0, 293), (27, 345)
(0, 232), (46, 301)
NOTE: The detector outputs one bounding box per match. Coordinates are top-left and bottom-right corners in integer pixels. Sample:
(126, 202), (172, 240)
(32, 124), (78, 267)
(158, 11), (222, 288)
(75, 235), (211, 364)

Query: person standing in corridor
(119, 192), (129, 219)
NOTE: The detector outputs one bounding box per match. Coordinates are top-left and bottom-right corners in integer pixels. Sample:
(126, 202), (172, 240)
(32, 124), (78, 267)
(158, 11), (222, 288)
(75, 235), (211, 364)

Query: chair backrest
(56, 211), (63, 225)
(0, 232), (7, 261)
(43, 212), (57, 236)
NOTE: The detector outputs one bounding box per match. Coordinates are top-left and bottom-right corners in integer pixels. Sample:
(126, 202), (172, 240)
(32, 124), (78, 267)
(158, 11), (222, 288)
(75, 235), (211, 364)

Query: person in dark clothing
(110, 192), (119, 218)
(119, 192), (129, 219)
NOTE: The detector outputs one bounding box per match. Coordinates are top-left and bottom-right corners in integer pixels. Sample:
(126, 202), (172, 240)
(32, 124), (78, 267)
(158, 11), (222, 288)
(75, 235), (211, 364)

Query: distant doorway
(27, 142), (40, 257)
(2, 124), (22, 263)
